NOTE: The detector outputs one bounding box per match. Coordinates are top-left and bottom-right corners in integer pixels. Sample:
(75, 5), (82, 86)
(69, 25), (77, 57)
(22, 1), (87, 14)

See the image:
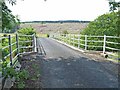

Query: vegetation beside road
(81, 11), (119, 36)
(1, 27), (36, 88)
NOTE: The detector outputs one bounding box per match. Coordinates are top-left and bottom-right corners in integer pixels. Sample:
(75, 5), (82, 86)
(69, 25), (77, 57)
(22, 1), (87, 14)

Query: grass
(36, 33), (48, 38)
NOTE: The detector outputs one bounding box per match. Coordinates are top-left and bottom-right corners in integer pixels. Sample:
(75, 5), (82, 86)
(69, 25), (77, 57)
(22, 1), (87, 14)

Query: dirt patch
(11, 53), (43, 89)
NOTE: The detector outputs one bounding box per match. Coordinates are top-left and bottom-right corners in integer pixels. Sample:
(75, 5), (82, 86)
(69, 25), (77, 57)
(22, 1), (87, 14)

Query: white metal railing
(0, 33), (37, 67)
(52, 34), (120, 60)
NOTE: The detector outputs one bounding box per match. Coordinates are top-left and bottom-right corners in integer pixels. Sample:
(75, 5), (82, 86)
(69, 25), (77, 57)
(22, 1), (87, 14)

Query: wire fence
(52, 34), (120, 60)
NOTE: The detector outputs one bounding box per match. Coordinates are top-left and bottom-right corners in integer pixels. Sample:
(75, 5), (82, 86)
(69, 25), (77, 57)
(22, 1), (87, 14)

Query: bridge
(0, 33), (119, 89)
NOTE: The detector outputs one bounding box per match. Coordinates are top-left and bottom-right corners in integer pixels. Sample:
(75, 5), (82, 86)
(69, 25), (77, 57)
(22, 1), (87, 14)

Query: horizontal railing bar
(0, 37), (9, 40)
(4, 53), (10, 59)
(87, 40), (103, 43)
(106, 46), (120, 51)
(87, 45), (103, 47)
(19, 46), (33, 49)
(11, 42), (17, 46)
(2, 45), (10, 50)
(18, 34), (34, 37)
(80, 43), (85, 46)
(106, 41), (120, 44)
(19, 40), (33, 43)
(106, 36), (120, 38)
(12, 54), (18, 61)
(80, 39), (85, 41)
(11, 48), (17, 54)
(19, 51), (34, 55)
(87, 36), (104, 38)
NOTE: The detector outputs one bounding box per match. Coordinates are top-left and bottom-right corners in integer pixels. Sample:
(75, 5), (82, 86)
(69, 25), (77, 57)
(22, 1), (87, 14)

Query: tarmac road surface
(37, 38), (118, 88)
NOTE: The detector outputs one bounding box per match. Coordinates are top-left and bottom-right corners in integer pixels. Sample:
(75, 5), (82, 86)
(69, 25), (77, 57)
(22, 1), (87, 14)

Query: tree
(6, 0), (16, 5)
(108, 1), (120, 11)
(1, 0), (20, 33)
(81, 12), (119, 36)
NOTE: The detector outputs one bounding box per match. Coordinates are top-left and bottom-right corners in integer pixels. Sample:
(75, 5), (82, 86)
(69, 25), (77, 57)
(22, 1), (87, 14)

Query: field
(20, 22), (89, 34)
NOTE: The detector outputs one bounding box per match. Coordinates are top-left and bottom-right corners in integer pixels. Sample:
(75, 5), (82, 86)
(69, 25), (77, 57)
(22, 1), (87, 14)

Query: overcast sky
(7, 0), (111, 22)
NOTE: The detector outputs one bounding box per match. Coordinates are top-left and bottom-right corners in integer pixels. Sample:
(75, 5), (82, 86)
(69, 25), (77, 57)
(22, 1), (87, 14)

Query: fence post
(66, 34), (67, 43)
(34, 34), (37, 52)
(69, 34), (71, 44)
(85, 35), (87, 50)
(64, 34), (66, 42)
(103, 35), (106, 54)
(78, 34), (80, 49)
(8, 35), (12, 66)
(32, 34), (34, 52)
(73, 34), (75, 46)
(16, 33), (19, 60)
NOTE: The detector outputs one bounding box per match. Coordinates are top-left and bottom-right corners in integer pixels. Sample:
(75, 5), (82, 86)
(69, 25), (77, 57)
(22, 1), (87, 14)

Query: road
(37, 38), (118, 88)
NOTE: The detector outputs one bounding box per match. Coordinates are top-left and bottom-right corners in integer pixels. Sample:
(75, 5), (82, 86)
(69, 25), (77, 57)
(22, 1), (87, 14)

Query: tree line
(22, 20), (90, 24)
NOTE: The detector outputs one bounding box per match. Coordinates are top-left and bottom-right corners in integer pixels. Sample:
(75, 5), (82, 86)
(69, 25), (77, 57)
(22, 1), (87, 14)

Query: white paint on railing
(53, 34), (120, 56)
(103, 35), (106, 54)
(85, 35), (87, 50)
(34, 34), (37, 52)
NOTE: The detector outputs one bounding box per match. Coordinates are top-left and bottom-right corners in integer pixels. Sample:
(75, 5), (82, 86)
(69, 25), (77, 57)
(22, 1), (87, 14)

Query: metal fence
(0, 33), (37, 89)
(52, 34), (120, 60)
(0, 33), (37, 67)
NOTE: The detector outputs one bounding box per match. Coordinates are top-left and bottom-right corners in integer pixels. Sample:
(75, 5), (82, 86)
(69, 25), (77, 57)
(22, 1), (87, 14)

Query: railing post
(32, 34), (34, 52)
(65, 34), (67, 43)
(8, 35), (12, 66)
(78, 34), (80, 49)
(69, 34), (71, 44)
(63, 34), (65, 42)
(34, 34), (37, 52)
(73, 34), (75, 46)
(103, 35), (106, 54)
(64, 34), (66, 42)
(32, 34), (37, 52)
(85, 35), (87, 50)
(16, 33), (19, 60)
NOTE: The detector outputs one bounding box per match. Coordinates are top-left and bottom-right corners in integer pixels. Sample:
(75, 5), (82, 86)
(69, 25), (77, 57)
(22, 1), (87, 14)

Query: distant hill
(20, 21), (90, 34)
(21, 20), (91, 24)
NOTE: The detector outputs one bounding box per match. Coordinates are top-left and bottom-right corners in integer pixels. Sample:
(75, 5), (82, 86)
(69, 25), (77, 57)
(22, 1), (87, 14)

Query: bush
(81, 12), (119, 36)
(62, 30), (69, 35)
(18, 27), (36, 35)
(17, 27), (36, 53)
(81, 11), (120, 51)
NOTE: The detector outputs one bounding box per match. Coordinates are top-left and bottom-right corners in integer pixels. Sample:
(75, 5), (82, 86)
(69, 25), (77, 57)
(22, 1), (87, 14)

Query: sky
(6, 0), (111, 22)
